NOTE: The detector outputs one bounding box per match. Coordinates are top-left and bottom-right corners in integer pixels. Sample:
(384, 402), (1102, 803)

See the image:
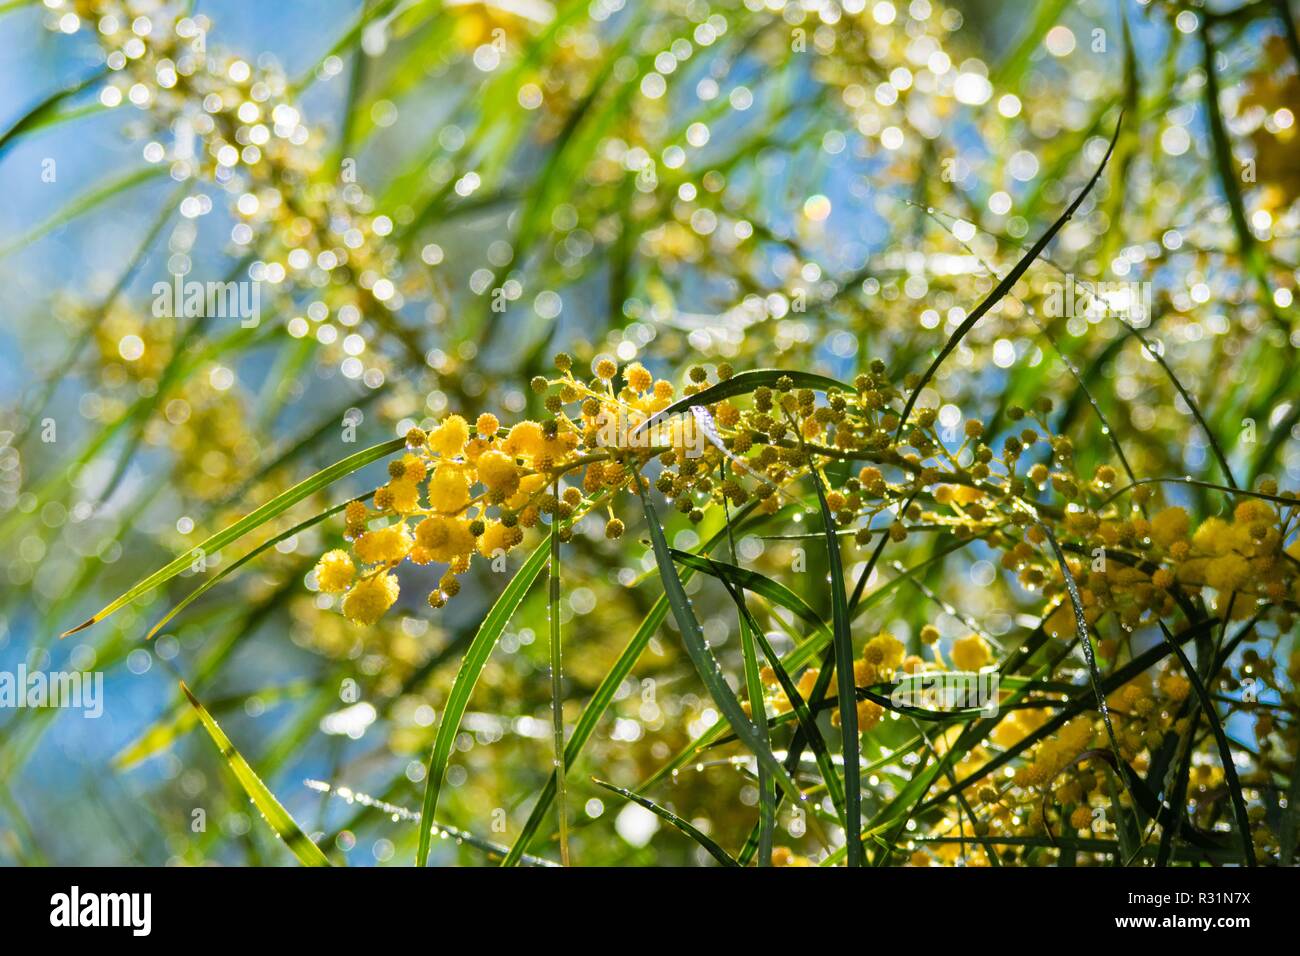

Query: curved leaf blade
(63, 437), (405, 636)
(416, 532), (552, 866)
(181, 682), (330, 867)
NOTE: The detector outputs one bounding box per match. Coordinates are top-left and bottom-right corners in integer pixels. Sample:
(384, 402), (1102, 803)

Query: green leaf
(809, 466), (862, 866)
(63, 437), (405, 636)
(416, 532), (552, 867)
(145, 494), (369, 640)
(896, 114), (1123, 436)
(0, 65), (111, 156)
(180, 682), (330, 867)
(592, 779), (739, 866)
(633, 369), (852, 436)
(502, 589), (670, 867)
(0, 166), (168, 256)
(548, 509), (571, 865)
(1158, 621), (1255, 866)
(669, 550), (831, 641)
(633, 477), (801, 802)
(117, 680), (313, 770)
(747, 605), (846, 824)
(1038, 523), (1131, 801)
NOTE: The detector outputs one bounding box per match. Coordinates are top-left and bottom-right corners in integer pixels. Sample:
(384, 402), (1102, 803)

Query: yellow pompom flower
(856, 699), (885, 731)
(1233, 500), (1274, 525)
(1192, 517), (1232, 555)
(315, 549), (355, 592)
(342, 572), (400, 625)
(863, 632), (905, 674)
(430, 414), (470, 458)
(475, 412), (500, 437)
(1159, 671), (1192, 702)
(951, 633), (992, 671)
(507, 473), (548, 510)
(1150, 507), (1190, 548)
(428, 462), (471, 514)
(477, 520), (519, 558)
(625, 362), (652, 392)
(477, 449), (521, 497)
(354, 524), (414, 565)
(397, 453), (427, 483)
(503, 420), (545, 460)
(1204, 554), (1250, 592)
(414, 515), (476, 564)
(386, 479), (422, 514)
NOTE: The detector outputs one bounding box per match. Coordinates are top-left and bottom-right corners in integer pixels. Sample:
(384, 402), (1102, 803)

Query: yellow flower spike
(314, 549), (355, 593)
(342, 572), (400, 625)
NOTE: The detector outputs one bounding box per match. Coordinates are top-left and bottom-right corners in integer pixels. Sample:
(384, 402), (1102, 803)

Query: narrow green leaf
(0, 166), (168, 256)
(64, 437), (404, 636)
(416, 532), (552, 867)
(896, 114), (1123, 436)
(670, 549), (831, 640)
(145, 494), (370, 640)
(1038, 523), (1130, 797)
(633, 369), (852, 437)
(117, 680), (313, 770)
(180, 682), (330, 867)
(502, 590), (670, 867)
(747, 608), (846, 823)
(0, 65), (110, 156)
(501, 504), (762, 866)
(809, 466), (862, 866)
(592, 779), (739, 866)
(634, 477), (801, 802)
(548, 507), (571, 866)
(1158, 621), (1255, 866)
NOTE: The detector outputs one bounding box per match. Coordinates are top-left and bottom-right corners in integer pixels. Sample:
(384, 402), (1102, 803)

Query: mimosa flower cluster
(314, 355), (690, 624)
(320, 353), (1300, 647)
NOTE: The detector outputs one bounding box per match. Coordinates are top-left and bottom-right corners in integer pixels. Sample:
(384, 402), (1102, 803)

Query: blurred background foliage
(1, 0), (1298, 866)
